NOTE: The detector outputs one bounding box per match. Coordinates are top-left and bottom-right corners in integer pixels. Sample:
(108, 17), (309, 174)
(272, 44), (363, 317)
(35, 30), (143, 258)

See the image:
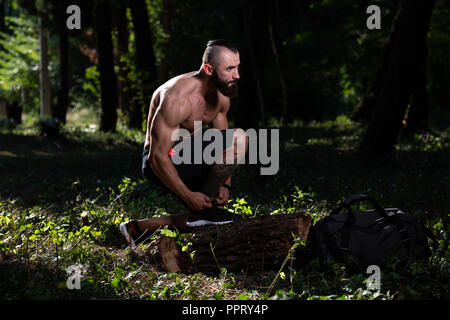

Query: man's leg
(126, 147), (191, 243)
(182, 128), (248, 226)
(134, 212), (191, 235)
(201, 128), (248, 200)
(122, 129), (248, 246)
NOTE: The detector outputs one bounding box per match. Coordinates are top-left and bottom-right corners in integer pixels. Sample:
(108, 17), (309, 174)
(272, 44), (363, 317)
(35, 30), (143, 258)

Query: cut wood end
(159, 235), (190, 273)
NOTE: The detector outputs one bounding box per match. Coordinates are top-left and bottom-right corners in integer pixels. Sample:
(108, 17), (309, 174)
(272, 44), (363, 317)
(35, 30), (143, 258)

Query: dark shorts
(142, 129), (234, 196)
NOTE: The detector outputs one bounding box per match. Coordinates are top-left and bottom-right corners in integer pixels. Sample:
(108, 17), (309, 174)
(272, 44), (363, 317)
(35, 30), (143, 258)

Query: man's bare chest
(180, 105), (221, 131)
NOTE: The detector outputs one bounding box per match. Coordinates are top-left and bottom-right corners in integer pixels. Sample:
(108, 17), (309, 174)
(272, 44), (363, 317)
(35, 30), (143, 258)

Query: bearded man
(120, 40), (249, 247)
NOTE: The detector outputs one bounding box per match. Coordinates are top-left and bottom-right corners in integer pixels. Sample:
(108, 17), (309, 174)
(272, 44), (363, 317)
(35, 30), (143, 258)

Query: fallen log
(138, 213), (312, 274)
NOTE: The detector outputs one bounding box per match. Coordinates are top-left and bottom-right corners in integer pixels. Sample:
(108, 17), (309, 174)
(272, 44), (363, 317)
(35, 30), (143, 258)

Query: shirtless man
(120, 40), (248, 248)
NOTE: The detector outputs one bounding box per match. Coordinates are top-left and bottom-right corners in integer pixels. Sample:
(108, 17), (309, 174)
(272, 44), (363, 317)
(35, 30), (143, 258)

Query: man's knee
(220, 128), (247, 164)
(233, 128), (249, 154)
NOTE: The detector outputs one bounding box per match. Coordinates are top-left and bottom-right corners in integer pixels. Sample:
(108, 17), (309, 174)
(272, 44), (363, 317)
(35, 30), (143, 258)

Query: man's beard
(212, 71), (239, 98)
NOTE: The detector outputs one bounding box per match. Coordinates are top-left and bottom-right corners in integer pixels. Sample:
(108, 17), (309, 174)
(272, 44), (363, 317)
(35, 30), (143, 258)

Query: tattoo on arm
(201, 163), (237, 197)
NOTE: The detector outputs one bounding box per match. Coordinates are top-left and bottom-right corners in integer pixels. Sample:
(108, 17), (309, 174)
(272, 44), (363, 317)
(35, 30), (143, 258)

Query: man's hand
(185, 191), (213, 211)
(215, 185), (230, 206)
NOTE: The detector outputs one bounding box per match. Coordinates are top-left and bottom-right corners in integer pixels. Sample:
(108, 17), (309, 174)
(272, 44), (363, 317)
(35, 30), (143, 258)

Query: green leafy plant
(226, 197), (253, 218)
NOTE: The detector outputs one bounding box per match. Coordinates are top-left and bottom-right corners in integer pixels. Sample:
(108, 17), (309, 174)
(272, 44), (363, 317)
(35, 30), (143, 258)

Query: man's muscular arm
(205, 101), (233, 205)
(149, 93), (212, 211)
(210, 103), (232, 186)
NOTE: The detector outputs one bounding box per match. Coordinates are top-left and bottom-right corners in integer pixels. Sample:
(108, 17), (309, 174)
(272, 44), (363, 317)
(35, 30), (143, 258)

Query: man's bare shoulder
(156, 72), (200, 101)
(152, 72), (202, 123)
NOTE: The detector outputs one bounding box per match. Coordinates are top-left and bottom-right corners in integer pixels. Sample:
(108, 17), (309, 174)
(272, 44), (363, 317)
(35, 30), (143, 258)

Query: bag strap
(331, 194), (390, 219)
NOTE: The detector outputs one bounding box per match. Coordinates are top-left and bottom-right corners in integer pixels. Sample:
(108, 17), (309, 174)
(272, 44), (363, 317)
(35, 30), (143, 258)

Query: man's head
(202, 39), (240, 98)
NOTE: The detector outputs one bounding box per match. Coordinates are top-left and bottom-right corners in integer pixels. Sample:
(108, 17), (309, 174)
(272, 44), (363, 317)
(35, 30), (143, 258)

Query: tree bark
(6, 100), (22, 124)
(267, 0), (288, 125)
(240, 0), (267, 127)
(0, 99), (6, 118)
(351, 5), (401, 123)
(133, 213), (312, 275)
(0, 0), (5, 45)
(351, 35), (396, 123)
(96, 0), (118, 132)
(129, 0), (157, 129)
(159, 0), (172, 82)
(114, 0), (132, 124)
(404, 73), (428, 135)
(403, 10), (432, 135)
(39, 16), (51, 118)
(54, 1), (69, 124)
(0, 0), (8, 119)
(360, 0), (436, 156)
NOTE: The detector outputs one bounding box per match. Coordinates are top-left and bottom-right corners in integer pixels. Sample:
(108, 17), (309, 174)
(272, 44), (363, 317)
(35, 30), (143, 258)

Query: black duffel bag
(307, 194), (436, 271)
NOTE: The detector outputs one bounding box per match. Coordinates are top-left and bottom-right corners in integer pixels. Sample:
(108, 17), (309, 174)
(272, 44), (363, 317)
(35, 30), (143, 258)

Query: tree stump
(151, 213), (312, 274)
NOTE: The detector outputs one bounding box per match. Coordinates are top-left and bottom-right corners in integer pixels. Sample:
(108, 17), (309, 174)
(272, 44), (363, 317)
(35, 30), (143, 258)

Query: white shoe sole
(119, 222), (136, 249)
(186, 219), (234, 227)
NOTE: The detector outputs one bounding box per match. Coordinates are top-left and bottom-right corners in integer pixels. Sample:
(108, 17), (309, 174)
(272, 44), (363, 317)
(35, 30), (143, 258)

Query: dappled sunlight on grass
(0, 117), (448, 299)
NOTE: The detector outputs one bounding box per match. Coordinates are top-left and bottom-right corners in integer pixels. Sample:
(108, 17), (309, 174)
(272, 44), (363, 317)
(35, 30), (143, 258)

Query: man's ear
(203, 64), (213, 75)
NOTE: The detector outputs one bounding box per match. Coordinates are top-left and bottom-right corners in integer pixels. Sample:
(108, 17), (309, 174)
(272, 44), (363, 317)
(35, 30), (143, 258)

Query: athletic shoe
(186, 207), (241, 227)
(119, 220), (149, 248)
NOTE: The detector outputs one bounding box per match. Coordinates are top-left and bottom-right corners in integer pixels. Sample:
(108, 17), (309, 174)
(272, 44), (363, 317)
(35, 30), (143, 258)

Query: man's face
(211, 50), (240, 98)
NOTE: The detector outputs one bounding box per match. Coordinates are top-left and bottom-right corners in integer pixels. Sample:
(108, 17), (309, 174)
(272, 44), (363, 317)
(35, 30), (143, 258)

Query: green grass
(0, 114), (448, 300)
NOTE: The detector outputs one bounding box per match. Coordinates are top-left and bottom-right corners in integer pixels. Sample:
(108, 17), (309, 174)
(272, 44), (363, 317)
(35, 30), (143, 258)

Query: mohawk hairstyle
(206, 39), (238, 53)
(203, 39), (238, 67)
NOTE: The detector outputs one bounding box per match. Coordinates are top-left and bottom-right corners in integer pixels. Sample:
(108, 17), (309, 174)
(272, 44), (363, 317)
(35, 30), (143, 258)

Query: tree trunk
(114, 1), (132, 124)
(403, 13), (431, 135)
(404, 76), (428, 135)
(54, 2), (69, 124)
(0, 1), (7, 119)
(0, 0), (5, 46)
(351, 36), (395, 123)
(360, 0), (436, 156)
(39, 16), (51, 118)
(351, 5), (401, 123)
(159, 0), (172, 82)
(96, 0), (118, 132)
(129, 0), (157, 129)
(240, 0), (267, 127)
(267, 0), (288, 125)
(0, 99), (6, 118)
(6, 100), (22, 124)
(133, 213), (312, 275)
